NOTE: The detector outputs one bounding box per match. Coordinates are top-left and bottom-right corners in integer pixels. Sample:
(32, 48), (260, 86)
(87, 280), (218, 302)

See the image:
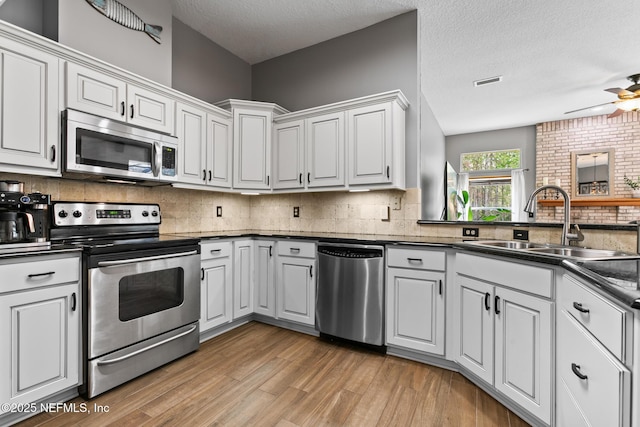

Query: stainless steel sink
(468, 240), (548, 249)
(465, 240), (640, 260)
(525, 247), (633, 259)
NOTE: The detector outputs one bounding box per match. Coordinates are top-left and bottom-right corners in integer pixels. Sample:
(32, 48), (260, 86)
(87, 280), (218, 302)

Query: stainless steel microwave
(63, 109), (177, 185)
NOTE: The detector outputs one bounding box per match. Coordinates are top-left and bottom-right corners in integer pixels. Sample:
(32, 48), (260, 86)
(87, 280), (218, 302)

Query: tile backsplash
(3, 173), (637, 252)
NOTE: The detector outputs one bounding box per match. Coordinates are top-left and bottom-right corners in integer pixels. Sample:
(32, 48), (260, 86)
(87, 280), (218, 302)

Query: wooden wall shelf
(538, 198), (640, 207)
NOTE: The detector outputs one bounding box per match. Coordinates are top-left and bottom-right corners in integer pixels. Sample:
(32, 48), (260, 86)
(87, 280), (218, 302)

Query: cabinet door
(273, 120), (305, 189)
(207, 113), (233, 188)
(453, 275), (494, 384)
(254, 241), (275, 317)
(0, 284), (79, 409)
(347, 102), (392, 185)
(127, 84), (175, 134)
(233, 108), (272, 189)
(0, 42), (59, 172)
(306, 112), (345, 188)
(233, 240), (254, 319)
(176, 103), (207, 185)
(277, 256), (315, 326)
(495, 287), (552, 425)
(65, 62), (126, 121)
(386, 268), (445, 355)
(557, 310), (630, 427)
(200, 257), (232, 331)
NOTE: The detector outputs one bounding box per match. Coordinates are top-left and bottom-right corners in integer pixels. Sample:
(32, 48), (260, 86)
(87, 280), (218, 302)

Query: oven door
(86, 246), (200, 359)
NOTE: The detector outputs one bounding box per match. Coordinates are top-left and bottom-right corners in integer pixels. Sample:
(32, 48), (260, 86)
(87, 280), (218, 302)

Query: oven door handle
(96, 324), (197, 366)
(97, 250), (199, 267)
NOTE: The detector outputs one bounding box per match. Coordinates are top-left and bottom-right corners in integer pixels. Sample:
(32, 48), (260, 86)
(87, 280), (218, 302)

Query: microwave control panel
(162, 146), (176, 177)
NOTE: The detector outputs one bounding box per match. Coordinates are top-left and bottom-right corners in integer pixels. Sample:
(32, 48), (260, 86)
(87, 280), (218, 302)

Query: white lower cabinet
(200, 241), (233, 332)
(254, 240), (276, 318)
(276, 241), (316, 326)
(556, 273), (631, 427)
(386, 247), (446, 356)
(453, 253), (553, 425)
(233, 240), (254, 319)
(0, 254), (81, 415)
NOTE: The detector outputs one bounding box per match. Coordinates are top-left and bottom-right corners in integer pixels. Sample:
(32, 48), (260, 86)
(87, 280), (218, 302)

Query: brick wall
(536, 111), (640, 223)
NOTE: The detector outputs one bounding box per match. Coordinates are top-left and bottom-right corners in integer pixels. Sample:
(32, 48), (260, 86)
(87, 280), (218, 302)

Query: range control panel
(53, 202), (161, 226)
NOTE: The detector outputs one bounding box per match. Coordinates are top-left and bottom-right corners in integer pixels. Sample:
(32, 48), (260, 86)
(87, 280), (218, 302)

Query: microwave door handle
(153, 141), (161, 177)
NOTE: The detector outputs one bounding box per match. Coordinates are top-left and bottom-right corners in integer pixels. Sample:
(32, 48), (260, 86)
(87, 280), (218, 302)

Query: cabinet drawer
(557, 311), (630, 427)
(200, 241), (232, 261)
(0, 255), (80, 294)
(387, 247), (445, 271)
(561, 274), (628, 361)
(457, 252), (553, 298)
(277, 241), (316, 258)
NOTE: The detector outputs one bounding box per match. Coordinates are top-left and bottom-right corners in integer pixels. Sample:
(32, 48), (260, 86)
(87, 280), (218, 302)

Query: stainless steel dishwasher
(316, 243), (385, 347)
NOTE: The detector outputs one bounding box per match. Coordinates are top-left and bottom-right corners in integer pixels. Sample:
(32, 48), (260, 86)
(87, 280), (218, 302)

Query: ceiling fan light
(617, 99), (640, 111)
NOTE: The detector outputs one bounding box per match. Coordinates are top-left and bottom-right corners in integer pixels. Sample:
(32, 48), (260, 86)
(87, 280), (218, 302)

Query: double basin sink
(464, 240), (640, 260)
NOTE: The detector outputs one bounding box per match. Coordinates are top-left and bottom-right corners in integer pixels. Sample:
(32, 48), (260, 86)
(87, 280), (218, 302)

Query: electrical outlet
(216, 206), (222, 217)
(392, 195), (402, 210)
(293, 206), (300, 217)
(462, 227), (479, 238)
(513, 230), (529, 240)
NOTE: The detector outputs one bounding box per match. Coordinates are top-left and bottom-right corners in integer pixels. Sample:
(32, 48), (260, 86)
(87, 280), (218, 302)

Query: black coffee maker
(0, 180), (51, 245)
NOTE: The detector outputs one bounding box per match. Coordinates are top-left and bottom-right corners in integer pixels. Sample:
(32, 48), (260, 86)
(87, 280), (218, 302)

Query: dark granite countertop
(170, 230), (640, 310)
(169, 230), (463, 247)
(562, 259), (640, 309)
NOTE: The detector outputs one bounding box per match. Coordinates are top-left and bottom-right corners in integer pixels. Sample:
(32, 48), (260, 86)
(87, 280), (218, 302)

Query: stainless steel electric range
(50, 202), (201, 398)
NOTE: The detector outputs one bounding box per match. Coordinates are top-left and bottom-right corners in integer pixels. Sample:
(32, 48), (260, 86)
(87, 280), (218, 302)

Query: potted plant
(623, 175), (640, 198)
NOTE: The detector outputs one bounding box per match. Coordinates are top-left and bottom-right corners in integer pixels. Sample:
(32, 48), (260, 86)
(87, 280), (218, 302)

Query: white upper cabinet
(272, 120), (305, 190)
(273, 90), (408, 192)
(216, 100), (288, 191)
(176, 102), (232, 188)
(0, 38), (59, 175)
(66, 62), (175, 134)
(348, 102), (393, 186)
(306, 112), (345, 188)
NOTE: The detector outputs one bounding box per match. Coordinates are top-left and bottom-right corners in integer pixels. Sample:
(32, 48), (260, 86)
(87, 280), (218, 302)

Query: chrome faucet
(524, 185), (584, 246)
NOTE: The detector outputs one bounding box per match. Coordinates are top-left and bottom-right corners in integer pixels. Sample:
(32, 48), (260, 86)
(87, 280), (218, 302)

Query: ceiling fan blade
(564, 102), (613, 114)
(605, 87), (636, 98)
(607, 108), (625, 118)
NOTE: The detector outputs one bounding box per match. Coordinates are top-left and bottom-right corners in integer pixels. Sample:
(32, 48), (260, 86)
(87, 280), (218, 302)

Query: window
(460, 149), (521, 221)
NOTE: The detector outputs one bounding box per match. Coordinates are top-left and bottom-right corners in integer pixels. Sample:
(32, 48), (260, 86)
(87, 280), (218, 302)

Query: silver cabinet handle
(28, 271), (55, 278)
(97, 325), (197, 366)
(407, 258), (423, 263)
(290, 248), (301, 253)
(98, 250), (198, 267)
(210, 249), (222, 254)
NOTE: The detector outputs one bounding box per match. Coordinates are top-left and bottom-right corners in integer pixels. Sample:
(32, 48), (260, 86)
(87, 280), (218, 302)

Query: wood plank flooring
(19, 322), (530, 427)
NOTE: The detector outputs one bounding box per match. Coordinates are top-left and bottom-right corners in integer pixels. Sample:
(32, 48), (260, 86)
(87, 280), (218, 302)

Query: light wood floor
(19, 322), (530, 426)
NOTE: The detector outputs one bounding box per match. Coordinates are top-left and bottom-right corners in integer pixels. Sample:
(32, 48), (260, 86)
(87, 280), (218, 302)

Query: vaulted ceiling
(172, 0), (640, 136)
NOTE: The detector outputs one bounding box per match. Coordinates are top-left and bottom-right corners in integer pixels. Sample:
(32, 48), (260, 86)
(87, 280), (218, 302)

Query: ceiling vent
(474, 76), (503, 87)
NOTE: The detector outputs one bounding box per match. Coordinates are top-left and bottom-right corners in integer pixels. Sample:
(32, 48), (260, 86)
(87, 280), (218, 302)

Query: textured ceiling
(172, 0), (640, 136)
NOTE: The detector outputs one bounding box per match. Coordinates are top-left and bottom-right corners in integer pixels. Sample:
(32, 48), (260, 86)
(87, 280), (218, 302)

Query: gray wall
(445, 125), (537, 199)
(0, 0), (45, 34)
(58, 0), (173, 86)
(252, 11), (420, 188)
(172, 18), (251, 103)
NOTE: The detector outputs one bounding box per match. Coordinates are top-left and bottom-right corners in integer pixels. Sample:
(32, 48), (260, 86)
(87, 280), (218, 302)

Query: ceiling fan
(565, 74), (640, 118)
